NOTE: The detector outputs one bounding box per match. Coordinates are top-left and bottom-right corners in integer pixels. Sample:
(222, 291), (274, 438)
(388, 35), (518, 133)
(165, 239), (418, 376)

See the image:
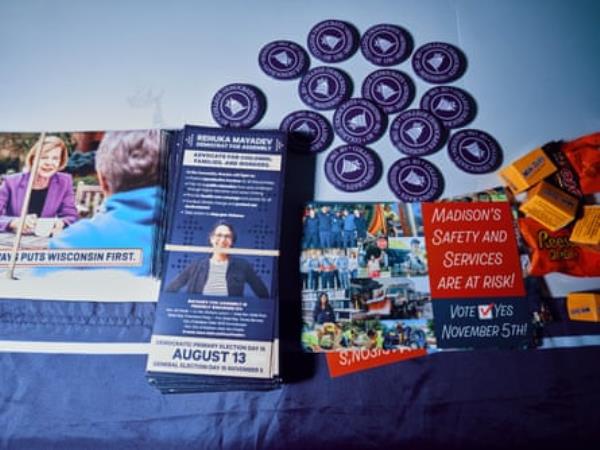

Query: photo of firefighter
(302, 204), (368, 250)
(300, 248), (358, 292)
(358, 236), (428, 278)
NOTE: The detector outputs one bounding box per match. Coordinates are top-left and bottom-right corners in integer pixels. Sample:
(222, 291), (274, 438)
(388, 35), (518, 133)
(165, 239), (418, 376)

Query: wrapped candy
(561, 132), (600, 195)
(519, 217), (600, 277)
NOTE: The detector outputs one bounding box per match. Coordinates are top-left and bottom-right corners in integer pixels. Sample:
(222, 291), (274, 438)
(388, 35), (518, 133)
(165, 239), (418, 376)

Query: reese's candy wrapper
(519, 217), (600, 277)
(561, 132), (600, 194)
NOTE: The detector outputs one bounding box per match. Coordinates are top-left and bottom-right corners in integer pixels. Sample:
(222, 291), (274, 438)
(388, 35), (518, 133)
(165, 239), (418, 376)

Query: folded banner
(326, 348), (427, 378)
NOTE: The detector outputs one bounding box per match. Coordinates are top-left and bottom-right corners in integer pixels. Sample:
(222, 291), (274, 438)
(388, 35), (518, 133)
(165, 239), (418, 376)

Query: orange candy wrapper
(519, 217), (600, 277)
(561, 132), (600, 195)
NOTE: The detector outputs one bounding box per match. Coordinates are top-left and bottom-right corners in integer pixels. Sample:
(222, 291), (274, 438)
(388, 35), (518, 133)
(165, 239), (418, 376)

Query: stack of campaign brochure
(146, 125), (285, 392)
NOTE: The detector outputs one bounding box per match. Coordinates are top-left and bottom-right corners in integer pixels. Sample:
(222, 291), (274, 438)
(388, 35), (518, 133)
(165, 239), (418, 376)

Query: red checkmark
(480, 303), (494, 316)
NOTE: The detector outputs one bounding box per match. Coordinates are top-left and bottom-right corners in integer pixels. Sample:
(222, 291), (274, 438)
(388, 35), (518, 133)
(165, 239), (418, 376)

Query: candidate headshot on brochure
(165, 220), (270, 298)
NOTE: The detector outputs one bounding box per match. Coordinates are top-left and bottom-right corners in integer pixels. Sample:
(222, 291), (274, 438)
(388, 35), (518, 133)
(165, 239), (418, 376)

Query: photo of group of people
(301, 202), (436, 352)
(302, 205), (367, 249)
(300, 248), (359, 291)
(0, 130), (164, 301)
(302, 277), (435, 352)
(301, 202), (425, 250)
(302, 317), (436, 352)
(357, 235), (428, 278)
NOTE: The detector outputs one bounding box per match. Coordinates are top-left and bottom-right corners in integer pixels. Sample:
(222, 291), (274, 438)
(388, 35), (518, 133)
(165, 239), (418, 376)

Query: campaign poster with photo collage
(300, 202), (436, 353)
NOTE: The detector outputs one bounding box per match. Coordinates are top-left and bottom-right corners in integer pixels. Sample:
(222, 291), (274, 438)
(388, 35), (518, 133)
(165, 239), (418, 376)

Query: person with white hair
(47, 130), (163, 276)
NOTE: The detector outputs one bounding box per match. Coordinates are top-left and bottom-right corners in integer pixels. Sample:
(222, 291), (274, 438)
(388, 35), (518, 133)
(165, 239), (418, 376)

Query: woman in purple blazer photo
(0, 136), (78, 236)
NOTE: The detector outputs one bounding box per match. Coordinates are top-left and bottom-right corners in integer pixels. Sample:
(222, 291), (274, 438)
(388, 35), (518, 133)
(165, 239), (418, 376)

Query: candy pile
(499, 132), (600, 321)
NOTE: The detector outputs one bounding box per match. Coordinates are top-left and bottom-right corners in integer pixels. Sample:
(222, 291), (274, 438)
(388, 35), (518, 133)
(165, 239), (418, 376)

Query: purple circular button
(298, 66), (352, 110)
(307, 20), (359, 63)
(360, 24), (413, 66)
(362, 69), (415, 114)
(412, 42), (466, 84)
(325, 145), (382, 192)
(448, 129), (503, 174)
(390, 109), (446, 156)
(387, 157), (445, 202)
(211, 83), (266, 128)
(420, 86), (476, 129)
(280, 110), (333, 154)
(259, 40), (310, 80)
(333, 98), (387, 145)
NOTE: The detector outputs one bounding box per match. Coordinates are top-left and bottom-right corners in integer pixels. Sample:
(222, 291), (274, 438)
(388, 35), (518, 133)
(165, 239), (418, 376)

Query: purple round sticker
(362, 69), (415, 114)
(280, 110), (333, 154)
(360, 24), (413, 66)
(298, 66), (352, 110)
(390, 109), (446, 156)
(307, 20), (359, 63)
(448, 129), (503, 174)
(420, 86), (476, 129)
(259, 40), (310, 80)
(387, 157), (445, 202)
(412, 42), (466, 84)
(333, 98), (387, 145)
(211, 83), (266, 128)
(325, 145), (382, 192)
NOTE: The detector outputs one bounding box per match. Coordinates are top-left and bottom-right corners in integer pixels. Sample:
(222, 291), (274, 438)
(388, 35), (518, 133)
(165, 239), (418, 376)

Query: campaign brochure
(146, 125), (286, 391)
(0, 130), (164, 302)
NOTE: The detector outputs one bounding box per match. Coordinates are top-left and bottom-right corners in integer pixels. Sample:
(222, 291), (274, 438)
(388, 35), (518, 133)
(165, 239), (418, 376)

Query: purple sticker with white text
(211, 84), (266, 128)
(360, 23), (413, 66)
(280, 110), (333, 153)
(390, 109), (446, 156)
(448, 129), (503, 174)
(362, 69), (415, 114)
(307, 20), (359, 63)
(412, 42), (466, 84)
(333, 98), (386, 145)
(388, 157), (444, 201)
(420, 86), (476, 129)
(325, 145), (382, 192)
(298, 66), (352, 110)
(259, 40), (310, 80)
